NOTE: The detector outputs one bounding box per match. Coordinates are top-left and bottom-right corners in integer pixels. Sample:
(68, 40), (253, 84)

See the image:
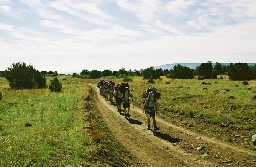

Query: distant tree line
(74, 62), (256, 81)
(2, 61), (256, 90)
(41, 71), (58, 76)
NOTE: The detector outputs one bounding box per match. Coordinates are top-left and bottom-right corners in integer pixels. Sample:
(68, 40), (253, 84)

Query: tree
(0, 71), (5, 77)
(89, 70), (101, 79)
(250, 65), (256, 79)
(228, 63), (251, 80)
(117, 68), (128, 77)
(80, 69), (90, 75)
(142, 67), (161, 80)
(133, 69), (142, 76)
(168, 64), (194, 79)
(213, 62), (224, 75)
(198, 61), (214, 79)
(5, 62), (46, 89)
(49, 77), (62, 92)
(101, 69), (113, 77)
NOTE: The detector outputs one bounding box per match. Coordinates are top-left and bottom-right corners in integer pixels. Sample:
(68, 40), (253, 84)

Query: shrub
(143, 67), (161, 80)
(228, 63), (251, 80)
(197, 75), (204, 80)
(147, 78), (155, 84)
(5, 62), (46, 89)
(168, 64), (194, 79)
(123, 76), (133, 82)
(198, 61), (213, 79)
(49, 78), (62, 92)
(242, 80), (249, 85)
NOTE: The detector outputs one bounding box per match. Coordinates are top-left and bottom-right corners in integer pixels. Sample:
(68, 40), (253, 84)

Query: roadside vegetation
(0, 76), (136, 166)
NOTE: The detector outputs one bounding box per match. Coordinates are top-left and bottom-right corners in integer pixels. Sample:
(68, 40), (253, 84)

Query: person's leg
(152, 116), (159, 130)
(127, 107), (130, 116)
(146, 114), (151, 129)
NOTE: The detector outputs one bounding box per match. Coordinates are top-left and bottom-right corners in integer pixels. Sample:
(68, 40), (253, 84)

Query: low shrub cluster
(49, 78), (62, 92)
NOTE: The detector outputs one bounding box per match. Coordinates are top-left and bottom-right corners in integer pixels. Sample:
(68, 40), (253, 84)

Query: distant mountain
(155, 63), (256, 70)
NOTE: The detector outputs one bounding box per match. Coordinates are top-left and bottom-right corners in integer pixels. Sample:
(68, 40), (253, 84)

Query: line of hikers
(97, 80), (161, 131)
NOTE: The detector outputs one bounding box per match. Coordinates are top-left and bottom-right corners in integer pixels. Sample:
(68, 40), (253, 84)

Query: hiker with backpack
(143, 87), (160, 130)
(114, 83), (123, 113)
(122, 86), (132, 118)
(108, 81), (115, 103)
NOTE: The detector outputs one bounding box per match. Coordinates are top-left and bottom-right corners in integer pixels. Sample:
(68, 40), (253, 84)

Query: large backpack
(120, 82), (129, 95)
(145, 87), (161, 100)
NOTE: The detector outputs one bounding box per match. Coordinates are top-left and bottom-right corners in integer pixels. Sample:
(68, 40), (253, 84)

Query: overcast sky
(1, 0), (256, 73)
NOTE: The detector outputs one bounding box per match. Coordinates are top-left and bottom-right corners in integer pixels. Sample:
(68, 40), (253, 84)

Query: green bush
(5, 62), (46, 89)
(147, 78), (155, 84)
(242, 80), (249, 85)
(167, 64), (194, 79)
(123, 76), (133, 82)
(49, 78), (62, 92)
(228, 63), (251, 80)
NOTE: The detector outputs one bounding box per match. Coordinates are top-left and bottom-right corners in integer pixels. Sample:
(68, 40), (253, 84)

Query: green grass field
(101, 76), (256, 149)
(1, 75), (255, 166)
(0, 77), (135, 166)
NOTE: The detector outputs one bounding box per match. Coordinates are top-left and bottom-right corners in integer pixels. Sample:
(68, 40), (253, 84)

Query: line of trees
(74, 62), (256, 81)
(2, 62), (256, 90)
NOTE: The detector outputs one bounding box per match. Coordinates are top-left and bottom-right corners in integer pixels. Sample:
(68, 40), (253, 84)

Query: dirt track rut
(91, 84), (256, 167)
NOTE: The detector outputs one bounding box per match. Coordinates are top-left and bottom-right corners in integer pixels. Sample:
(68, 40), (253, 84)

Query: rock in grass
(252, 134), (256, 145)
(25, 123), (32, 127)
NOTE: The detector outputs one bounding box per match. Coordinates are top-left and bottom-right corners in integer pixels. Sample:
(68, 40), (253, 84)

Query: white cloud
(1, 0), (256, 72)
(49, 0), (112, 26)
(0, 0), (11, 5)
(0, 5), (11, 12)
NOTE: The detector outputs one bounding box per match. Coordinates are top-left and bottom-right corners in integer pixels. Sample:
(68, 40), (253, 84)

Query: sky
(0, 0), (256, 73)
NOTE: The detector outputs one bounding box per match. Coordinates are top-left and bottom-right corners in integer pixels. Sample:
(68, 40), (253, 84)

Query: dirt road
(91, 84), (256, 166)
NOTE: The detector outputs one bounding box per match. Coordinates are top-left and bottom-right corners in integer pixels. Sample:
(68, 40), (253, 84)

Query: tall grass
(0, 76), (137, 166)
(0, 77), (93, 166)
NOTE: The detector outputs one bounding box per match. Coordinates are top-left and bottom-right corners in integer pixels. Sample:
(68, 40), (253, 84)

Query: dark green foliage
(49, 78), (62, 92)
(143, 67), (161, 80)
(133, 69), (142, 76)
(101, 69), (113, 77)
(123, 76), (133, 82)
(198, 61), (213, 79)
(72, 73), (78, 77)
(167, 64), (194, 79)
(250, 65), (256, 79)
(213, 62), (225, 75)
(228, 63), (251, 80)
(89, 70), (101, 79)
(242, 80), (249, 85)
(80, 69), (90, 75)
(147, 77), (155, 84)
(0, 71), (5, 77)
(0, 92), (2, 101)
(4, 62), (46, 89)
(117, 68), (128, 77)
